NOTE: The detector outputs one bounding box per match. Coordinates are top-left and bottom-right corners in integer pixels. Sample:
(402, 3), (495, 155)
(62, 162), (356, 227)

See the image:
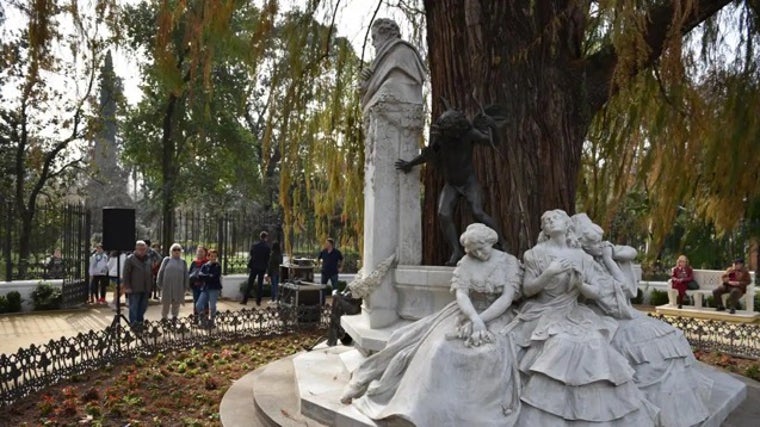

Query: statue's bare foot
(340, 382), (366, 404)
(445, 250), (464, 266)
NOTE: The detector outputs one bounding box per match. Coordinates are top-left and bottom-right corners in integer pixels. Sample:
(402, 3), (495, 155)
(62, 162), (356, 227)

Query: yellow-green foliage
(580, 2), (760, 258)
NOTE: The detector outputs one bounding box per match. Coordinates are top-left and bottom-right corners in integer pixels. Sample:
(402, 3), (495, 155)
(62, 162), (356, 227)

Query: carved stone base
(341, 265), (455, 353)
(228, 343), (749, 427)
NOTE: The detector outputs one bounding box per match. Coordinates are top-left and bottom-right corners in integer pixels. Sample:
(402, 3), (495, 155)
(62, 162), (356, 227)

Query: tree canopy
(6, 0), (760, 264)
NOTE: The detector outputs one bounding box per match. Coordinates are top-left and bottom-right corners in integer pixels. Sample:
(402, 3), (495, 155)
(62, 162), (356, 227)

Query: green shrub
(32, 283), (62, 310)
(341, 250), (361, 274)
(5, 291), (22, 312)
(755, 293), (760, 313)
(649, 289), (670, 306)
(0, 291), (23, 314)
(630, 288), (644, 305)
(705, 295), (716, 308)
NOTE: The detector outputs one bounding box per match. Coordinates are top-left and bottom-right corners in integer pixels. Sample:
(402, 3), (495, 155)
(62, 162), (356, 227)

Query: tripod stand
(108, 252), (145, 347)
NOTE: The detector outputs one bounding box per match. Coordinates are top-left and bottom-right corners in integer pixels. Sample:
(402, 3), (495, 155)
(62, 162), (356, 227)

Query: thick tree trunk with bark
(422, 0), (731, 264)
(423, 0), (593, 262)
(161, 95), (180, 254)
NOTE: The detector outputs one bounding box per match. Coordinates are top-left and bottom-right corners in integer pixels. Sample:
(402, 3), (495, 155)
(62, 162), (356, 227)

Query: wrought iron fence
(650, 314), (760, 359)
(156, 210), (282, 276)
(0, 304), (330, 406)
(0, 200), (91, 283)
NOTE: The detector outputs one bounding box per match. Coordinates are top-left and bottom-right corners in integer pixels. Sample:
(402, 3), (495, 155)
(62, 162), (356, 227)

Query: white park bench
(667, 269), (756, 311)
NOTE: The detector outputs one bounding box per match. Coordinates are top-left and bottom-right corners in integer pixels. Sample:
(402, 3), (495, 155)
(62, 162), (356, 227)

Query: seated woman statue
(503, 209), (658, 426)
(572, 213), (712, 427)
(341, 223), (523, 426)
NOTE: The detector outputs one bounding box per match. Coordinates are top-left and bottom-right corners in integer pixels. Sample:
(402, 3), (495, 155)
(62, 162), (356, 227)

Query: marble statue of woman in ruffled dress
(572, 213), (712, 427)
(505, 209), (658, 426)
(341, 223), (522, 426)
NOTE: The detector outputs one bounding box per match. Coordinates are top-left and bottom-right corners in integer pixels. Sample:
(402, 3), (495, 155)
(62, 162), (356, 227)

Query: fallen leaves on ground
(3, 330), (323, 426)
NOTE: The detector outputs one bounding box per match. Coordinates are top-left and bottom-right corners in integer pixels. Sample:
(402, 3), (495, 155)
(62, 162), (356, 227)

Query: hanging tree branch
(584, 0), (733, 113)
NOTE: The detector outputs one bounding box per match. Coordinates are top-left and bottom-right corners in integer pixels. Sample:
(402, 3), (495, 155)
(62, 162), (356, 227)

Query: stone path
(0, 293), (260, 356)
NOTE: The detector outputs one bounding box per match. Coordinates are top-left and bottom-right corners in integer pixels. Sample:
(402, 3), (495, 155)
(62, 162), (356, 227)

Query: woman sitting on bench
(671, 255), (695, 309)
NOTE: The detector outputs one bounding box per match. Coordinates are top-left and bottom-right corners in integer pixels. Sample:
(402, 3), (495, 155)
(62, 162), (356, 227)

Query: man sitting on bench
(713, 258), (752, 314)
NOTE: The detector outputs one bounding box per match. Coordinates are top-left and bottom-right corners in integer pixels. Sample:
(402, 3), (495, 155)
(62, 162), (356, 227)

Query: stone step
(220, 355), (327, 427)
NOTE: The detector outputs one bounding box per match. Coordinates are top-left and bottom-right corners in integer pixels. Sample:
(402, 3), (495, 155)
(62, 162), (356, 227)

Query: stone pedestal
(361, 101), (423, 329)
(342, 265), (454, 352)
(226, 344), (749, 427)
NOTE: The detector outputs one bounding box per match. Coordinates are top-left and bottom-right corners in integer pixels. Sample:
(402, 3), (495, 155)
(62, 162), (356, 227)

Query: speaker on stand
(101, 208), (142, 344)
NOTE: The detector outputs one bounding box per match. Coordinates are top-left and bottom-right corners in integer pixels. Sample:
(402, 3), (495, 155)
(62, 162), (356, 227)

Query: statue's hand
(466, 318), (493, 347)
(600, 242), (614, 259)
(546, 259), (572, 276)
(395, 159), (413, 173)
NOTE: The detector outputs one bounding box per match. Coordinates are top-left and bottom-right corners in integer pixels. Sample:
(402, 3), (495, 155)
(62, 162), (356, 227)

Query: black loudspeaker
(102, 208), (136, 251)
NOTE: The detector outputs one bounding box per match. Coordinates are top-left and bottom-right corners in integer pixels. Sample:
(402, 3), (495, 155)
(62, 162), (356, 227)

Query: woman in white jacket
(88, 244), (110, 304)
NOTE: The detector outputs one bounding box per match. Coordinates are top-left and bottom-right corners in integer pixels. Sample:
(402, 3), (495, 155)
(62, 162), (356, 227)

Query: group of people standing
(87, 240), (222, 328)
(241, 231), (284, 306)
(242, 232), (344, 306)
(87, 242), (156, 305)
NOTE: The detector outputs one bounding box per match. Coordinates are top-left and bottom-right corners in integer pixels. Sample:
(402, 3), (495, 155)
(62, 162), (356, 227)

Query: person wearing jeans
(188, 246), (208, 315)
(197, 249), (222, 327)
(122, 241), (153, 326)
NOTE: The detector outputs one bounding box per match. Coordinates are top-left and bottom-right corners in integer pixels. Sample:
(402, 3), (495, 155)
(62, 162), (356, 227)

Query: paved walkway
(0, 293), (261, 356)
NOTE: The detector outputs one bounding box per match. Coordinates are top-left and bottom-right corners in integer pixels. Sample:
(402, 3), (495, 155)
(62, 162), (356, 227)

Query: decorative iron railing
(0, 304), (331, 406)
(650, 314), (760, 359)
(2, 309), (758, 408)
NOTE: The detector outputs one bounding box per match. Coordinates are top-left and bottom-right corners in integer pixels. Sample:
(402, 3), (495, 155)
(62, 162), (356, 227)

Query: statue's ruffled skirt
(509, 304), (660, 426)
(611, 313), (712, 427)
(349, 302), (520, 427)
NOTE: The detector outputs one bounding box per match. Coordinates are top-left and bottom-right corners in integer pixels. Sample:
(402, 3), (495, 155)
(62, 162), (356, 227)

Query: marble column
(362, 101), (423, 328)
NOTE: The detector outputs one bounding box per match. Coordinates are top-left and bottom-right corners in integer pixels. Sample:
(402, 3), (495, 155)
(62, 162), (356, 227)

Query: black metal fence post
(3, 200), (12, 282)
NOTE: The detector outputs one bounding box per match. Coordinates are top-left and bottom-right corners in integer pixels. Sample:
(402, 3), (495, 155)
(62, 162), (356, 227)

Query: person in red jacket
(671, 255), (694, 309)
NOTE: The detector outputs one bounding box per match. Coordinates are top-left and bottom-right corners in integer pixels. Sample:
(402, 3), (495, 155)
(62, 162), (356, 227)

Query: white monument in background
(343, 17), (443, 344)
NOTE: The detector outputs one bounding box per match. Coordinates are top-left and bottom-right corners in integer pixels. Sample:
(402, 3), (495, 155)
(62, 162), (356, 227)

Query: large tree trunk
(161, 94), (180, 254)
(423, 0), (594, 263)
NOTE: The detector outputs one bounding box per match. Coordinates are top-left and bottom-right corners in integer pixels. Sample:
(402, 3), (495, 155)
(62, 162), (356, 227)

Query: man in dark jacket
(123, 241), (153, 325)
(242, 231), (270, 306)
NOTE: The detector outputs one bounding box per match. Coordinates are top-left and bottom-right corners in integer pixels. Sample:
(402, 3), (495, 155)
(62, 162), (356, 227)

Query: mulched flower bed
(3, 330), (759, 426)
(3, 330), (323, 426)
(694, 349), (760, 381)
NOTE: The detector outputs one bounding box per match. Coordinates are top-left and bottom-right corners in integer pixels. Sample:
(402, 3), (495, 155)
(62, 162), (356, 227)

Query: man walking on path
(242, 231), (270, 306)
(318, 238), (343, 303)
(123, 241), (153, 325)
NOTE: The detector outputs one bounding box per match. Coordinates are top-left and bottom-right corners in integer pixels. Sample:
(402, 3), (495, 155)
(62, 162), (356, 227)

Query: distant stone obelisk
(358, 18), (425, 328)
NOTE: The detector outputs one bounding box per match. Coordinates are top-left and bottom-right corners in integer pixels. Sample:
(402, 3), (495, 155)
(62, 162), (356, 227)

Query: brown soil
(3, 330), (759, 426)
(2, 330), (323, 427)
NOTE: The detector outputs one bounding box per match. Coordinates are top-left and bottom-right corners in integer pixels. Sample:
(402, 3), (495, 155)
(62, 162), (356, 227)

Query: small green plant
(630, 288), (644, 305)
(31, 283), (62, 311)
(649, 289), (670, 306)
(6, 291), (22, 312)
(744, 364), (760, 381)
